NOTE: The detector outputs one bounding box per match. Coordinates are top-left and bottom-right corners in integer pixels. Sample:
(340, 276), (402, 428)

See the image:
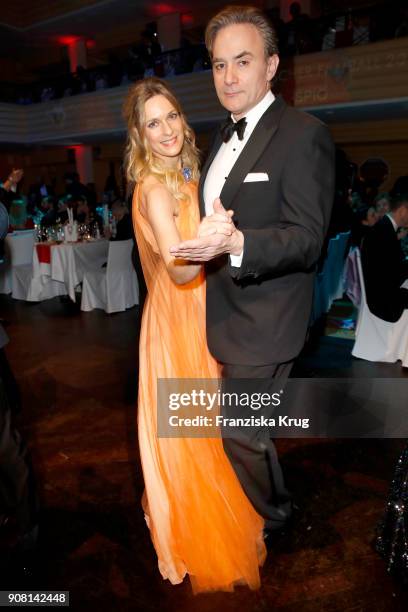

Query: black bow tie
(220, 116), (247, 143)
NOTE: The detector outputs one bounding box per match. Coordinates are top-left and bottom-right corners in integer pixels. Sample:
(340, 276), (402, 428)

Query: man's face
(398, 202), (408, 227)
(77, 201), (88, 215)
(112, 205), (125, 221)
(364, 207), (379, 227)
(375, 198), (390, 218)
(212, 24), (279, 120)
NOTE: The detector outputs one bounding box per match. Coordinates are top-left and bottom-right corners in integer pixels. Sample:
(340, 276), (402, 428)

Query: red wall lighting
(57, 35), (80, 46)
(152, 3), (176, 16)
(181, 13), (193, 26)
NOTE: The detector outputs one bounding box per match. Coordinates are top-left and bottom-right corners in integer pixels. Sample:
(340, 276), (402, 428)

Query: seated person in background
(8, 197), (28, 230)
(391, 175), (408, 198)
(57, 195), (70, 225)
(28, 177), (54, 210)
(8, 195), (34, 230)
(64, 172), (89, 200)
(85, 183), (97, 208)
(39, 196), (58, 227)
(361, 193), (408, 322)
(350, 204), (378, 247)
(41, 195), (73, 226)
(105, 200), (133, 241)
(41, 195), (84, 230)
(375, 192), (391, 219)
(76, 196), (103, 234)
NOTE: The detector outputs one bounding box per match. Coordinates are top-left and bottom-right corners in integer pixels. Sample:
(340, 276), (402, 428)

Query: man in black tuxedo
(170, 6), (335, 535)
(361, 194), (408, 322)
(0, 201), (38, 581)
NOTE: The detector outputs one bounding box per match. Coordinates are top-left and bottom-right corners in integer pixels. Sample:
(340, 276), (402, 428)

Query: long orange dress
(132, 180), (266, 594)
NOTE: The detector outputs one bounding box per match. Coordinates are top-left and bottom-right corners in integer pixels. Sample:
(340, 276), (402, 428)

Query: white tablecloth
(32, 240), (109, 301)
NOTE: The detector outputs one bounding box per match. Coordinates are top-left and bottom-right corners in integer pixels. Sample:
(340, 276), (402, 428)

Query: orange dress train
(132, 181), (266, 594)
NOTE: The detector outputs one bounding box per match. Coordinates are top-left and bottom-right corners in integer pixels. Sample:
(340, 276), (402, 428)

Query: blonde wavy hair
(123, 77), (200, 201)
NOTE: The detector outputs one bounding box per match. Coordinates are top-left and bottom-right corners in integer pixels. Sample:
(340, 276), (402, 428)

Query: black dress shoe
(0, 514), (19, 549)
(263, 502), (302, 550)
(263, 523), (289, 550)
(0, 522), (39, 586)
(1, 551), (38, 589)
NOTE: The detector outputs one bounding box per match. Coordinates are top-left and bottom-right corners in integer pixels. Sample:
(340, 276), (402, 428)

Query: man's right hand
(197, 198), (235, 237)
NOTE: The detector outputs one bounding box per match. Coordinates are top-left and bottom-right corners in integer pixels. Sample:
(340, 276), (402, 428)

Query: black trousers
(0, 367), (37, 542)
(0, 348), (21, 414)
(220, 361), (293, 530)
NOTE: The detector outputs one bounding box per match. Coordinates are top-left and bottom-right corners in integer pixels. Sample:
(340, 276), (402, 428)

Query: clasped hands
(169, 198), (244, 262)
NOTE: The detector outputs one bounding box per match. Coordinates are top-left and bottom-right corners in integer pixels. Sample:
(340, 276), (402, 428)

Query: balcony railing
(0, 36), (407, 145)
(0, 71), (225, 145)
(1, 2), (407, 107)
(0, 45), (211, 105)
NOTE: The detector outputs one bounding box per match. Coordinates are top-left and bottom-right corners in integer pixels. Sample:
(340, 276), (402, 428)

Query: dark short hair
(390, 192), (408, 212)
(58, 194), (73, 205)
(390, 175), (408, 198)
(355, 205), (373, 223)
(205, 5), (279, 59)
(42, 195), (56, 206)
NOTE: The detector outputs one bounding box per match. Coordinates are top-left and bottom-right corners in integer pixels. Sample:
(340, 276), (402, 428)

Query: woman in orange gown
(124, 77), (266, 594)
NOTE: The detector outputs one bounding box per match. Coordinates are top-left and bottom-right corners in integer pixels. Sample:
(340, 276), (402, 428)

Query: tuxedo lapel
(382, 215), (402, 259)
(219, 95), (286, 211)
(198, 130), (223, 217)
(383, 215), (397, 238)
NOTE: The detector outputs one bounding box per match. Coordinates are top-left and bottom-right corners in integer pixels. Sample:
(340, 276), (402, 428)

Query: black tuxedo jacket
(361, 215), (408, 322)
(112, 213), (133, 241)
(199, 95), (335, 365)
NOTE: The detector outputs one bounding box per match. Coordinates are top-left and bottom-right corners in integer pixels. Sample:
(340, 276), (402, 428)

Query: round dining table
(32, 239), (109, 301)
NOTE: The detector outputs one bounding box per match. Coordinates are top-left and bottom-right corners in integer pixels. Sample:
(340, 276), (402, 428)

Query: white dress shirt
(203, 90), (275, 266)
(386, 212), (398, 232)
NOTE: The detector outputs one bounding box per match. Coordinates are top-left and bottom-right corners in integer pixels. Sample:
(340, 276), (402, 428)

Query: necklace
(181, 167), (192, 183)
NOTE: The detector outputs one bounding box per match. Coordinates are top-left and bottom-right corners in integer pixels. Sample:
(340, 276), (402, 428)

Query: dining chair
(352, 249), (408, 367)
(5, 230), (35, 300)
(81, 239), (139, 313)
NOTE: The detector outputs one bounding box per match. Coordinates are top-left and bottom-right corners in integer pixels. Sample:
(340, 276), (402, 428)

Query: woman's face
(365, 207), (379, 226)
(77, 202), (88, 216)
(376, 198), (390, 217)
(143, 94), (184, 165)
